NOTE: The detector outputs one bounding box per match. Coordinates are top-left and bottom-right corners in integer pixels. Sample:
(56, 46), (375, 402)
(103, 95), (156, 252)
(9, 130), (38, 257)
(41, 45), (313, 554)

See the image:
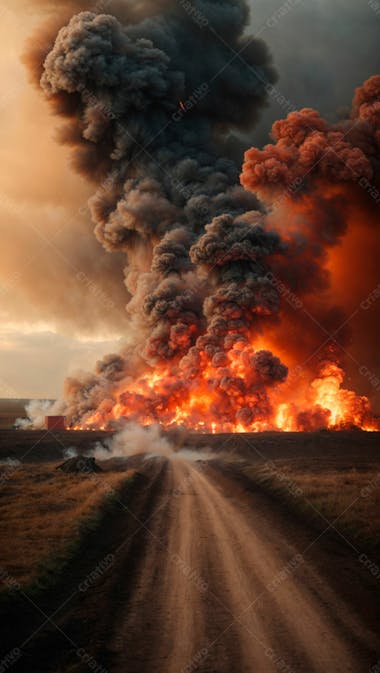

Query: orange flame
(70, 347), (379, 433)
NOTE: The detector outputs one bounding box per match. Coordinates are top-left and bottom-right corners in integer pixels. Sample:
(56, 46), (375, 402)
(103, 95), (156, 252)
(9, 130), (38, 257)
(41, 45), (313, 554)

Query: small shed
(46, 416), (66, 431)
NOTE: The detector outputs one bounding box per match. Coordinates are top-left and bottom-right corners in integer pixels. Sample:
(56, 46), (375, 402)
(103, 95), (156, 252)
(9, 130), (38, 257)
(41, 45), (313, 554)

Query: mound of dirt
(56, 457), (103, 474)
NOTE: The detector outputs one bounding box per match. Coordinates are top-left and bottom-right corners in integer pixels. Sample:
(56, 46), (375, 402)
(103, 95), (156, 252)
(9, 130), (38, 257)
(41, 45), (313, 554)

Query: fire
(275, 404), (295, 432)
(69, 345), (379, 432)
(39, 36), (378, 438)
(67, 225), (380, 435)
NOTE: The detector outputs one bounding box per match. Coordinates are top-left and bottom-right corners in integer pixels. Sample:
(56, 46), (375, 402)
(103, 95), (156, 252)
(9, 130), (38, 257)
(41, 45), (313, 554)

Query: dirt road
(2, 456), (379, 672)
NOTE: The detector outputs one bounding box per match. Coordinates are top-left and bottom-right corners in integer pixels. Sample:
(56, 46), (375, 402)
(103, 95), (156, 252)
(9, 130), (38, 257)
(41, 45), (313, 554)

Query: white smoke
(0, 457), (21, 467)
(63, 446), (78, 459)
(15, 399), (65, 429)
(92, 423), (214, 462)
(93, 423), (174, 459)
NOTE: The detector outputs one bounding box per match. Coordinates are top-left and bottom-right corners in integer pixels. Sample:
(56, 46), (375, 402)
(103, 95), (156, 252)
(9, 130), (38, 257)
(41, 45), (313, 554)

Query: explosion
(26, 1), (379, 432)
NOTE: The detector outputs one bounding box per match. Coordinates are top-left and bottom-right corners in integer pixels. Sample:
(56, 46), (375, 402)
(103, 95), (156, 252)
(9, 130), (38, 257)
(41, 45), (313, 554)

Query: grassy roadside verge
(0, 463), (136, 599)
(240, 459), (380, 557)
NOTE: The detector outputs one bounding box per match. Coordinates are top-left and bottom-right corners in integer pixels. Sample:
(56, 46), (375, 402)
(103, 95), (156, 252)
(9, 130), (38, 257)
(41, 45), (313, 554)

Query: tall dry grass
(0, 462), (132, 588)
(243, 459), (380, 553)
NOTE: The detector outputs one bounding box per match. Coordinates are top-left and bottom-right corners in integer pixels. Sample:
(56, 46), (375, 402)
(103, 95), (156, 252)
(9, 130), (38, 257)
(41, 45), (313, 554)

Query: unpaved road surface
(1, 456), (379, 672)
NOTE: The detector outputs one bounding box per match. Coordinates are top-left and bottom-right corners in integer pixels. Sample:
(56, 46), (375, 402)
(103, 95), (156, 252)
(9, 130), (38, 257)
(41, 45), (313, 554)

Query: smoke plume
(24, 1), (380, 431)
(93, 423), (174, 459)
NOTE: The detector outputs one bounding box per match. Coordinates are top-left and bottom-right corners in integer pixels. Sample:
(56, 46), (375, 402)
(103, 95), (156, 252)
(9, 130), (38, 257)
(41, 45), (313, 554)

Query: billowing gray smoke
(32, 0), (289, 429)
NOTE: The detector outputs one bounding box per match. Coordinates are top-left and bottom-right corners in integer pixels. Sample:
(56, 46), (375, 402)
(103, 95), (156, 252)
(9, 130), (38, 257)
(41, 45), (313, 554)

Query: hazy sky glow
(0, 0), (379, 398)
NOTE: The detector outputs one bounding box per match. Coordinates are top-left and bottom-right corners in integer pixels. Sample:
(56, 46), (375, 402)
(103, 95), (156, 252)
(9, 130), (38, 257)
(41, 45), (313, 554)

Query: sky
(0, 0), (379, 399)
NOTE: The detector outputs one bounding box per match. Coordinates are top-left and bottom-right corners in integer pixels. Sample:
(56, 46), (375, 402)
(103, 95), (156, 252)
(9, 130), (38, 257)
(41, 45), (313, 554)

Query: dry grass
(242, 459), (380, 553)
(0, 462), (133, 588)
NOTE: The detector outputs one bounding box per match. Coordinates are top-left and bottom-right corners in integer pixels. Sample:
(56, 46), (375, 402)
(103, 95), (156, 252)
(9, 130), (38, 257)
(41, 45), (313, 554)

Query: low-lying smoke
(93, 423), (174, 459)
(91, 423), (213, 462)
(16, 399), (65, 429)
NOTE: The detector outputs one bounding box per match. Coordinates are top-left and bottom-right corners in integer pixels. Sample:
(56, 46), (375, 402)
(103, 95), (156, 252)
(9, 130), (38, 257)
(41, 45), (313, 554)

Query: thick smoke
(241, 76), (380, 314)
(246, 0), (380, 146)
(241, 77), (380, 307)
(240, 76), (380, 428)
(29, 1), (287, 430)
(36, 4), (275, 366)
(25, 0), (380, 430)
(241, 77), (380, 193)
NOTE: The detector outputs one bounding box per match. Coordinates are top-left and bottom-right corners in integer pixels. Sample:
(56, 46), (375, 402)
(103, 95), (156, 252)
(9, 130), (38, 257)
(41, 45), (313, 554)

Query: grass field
(0, 461), (134, 591)
(0, 430), (379, 673)
(240, 458), (380, 554)
(0, 429), (379, 594)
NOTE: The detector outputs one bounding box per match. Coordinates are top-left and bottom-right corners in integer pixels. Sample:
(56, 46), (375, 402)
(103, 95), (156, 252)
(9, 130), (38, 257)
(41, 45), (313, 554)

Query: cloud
(0, 7), (129, 340)
(0, 323), (122, 397)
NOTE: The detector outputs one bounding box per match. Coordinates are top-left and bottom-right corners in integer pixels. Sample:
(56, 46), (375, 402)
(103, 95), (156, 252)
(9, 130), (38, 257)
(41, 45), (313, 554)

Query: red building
(45, 416), (66, 431)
